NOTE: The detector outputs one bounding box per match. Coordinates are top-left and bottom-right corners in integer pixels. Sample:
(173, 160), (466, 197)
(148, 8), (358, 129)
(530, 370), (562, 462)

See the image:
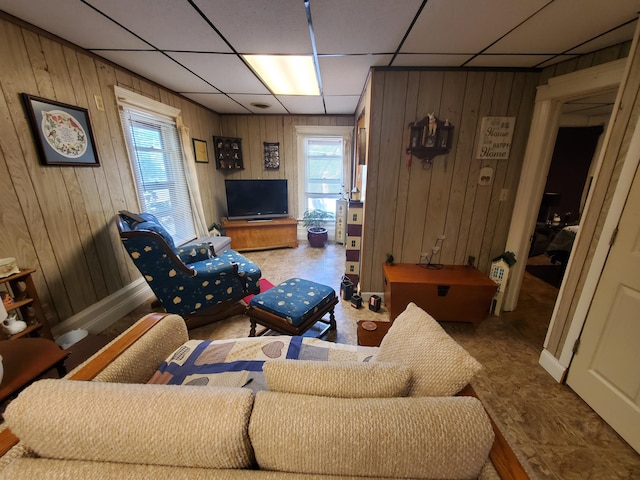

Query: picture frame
(213, 136), (244, 170)
(263, 142), (280, 169)
(21, 93), (100, 167)
(192, 138), (209, 163)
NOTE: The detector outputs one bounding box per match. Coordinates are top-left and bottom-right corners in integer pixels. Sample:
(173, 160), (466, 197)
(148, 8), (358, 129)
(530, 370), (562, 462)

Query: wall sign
(476, 116), (516, 160)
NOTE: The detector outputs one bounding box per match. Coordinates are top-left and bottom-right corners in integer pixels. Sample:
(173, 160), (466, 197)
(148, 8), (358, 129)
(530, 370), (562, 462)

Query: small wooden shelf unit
(0, 268), (52, 340)
(383, 263), (497, 324)
(222, 217), (298, 252)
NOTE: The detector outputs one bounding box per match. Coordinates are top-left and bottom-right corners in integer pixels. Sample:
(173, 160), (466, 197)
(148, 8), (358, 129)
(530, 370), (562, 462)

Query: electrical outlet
(499, 189), (508, 202)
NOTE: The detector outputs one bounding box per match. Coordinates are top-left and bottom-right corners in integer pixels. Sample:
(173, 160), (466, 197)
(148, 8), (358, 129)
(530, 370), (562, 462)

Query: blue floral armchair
(117, 212), (262, 328)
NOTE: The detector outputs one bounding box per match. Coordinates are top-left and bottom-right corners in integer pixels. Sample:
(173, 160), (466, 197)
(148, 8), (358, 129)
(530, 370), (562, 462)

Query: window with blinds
(119, 107), (196, 245)
(303, 136), (344, 214)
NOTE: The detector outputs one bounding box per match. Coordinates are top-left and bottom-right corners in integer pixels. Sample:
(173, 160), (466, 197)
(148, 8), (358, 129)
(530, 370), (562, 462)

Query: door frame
(503, 58), (628, 380)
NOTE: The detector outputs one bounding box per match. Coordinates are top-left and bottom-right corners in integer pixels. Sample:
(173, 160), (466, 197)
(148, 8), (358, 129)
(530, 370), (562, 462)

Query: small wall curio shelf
(407, 114), (453, 164)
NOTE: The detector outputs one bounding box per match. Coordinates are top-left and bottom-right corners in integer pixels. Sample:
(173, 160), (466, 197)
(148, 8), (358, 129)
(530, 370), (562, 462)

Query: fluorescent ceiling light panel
(243, 55), (319, 96)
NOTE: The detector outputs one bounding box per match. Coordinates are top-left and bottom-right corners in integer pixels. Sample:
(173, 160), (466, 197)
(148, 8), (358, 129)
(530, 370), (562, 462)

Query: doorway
(525, 125), (605, 292)
(503, 58), (626, 379)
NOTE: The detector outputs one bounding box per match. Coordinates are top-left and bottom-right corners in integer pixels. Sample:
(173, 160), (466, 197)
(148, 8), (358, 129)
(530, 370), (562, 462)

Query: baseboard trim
(51, 278), (153, 338)
(539, 348), (567, 383)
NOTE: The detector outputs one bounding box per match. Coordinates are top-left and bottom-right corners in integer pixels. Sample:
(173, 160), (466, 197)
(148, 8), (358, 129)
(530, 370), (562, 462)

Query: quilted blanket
(148, 336), (378, 393)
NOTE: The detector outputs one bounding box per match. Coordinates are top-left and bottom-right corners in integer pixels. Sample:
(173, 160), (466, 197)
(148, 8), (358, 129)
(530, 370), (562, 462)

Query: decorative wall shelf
(214, 136), (244, 170)
(407, 114), (453, 163)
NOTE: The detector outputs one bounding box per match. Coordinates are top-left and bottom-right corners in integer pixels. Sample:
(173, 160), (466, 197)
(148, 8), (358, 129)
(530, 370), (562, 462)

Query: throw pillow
(373, 302), (482, 396)
(263, 360), (411, 398)
(250, 392), (494, 479)
(4, 380), (255, 469)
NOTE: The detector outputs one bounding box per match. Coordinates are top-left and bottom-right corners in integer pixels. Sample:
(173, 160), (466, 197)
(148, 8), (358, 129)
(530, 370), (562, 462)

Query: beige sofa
(0, 303), (528, 480)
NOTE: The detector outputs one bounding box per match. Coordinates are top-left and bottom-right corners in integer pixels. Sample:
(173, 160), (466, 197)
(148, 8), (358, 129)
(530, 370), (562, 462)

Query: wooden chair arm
(0, 313), (170, 457)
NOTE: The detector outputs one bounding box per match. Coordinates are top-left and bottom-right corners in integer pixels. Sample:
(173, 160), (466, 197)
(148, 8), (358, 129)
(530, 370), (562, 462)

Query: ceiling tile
(392, 54), (473, 67)
(276, 96), (326, 115)
(0, 0), (149, 49)
(168, 52), (269, 94)
(227, 94), (289, 114)
(401, 0), (550, 54)
(465, 54), (555, 68)
(324, 96), (361, 115)
(87, 0), (231, 52)
(319, 55), (391, 95)
(567, 21), (637, 55)
(94, 51), (219, 93)
(312, 0), (423, 54)
(487, 0), (639, 54)
(181, 93), (251, 114)
(192, 0), (312, 54)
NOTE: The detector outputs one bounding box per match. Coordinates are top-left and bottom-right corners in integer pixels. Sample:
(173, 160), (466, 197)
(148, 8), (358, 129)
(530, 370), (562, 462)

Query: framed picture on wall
(264, 142), (280, 169)
(21, 93), (100, 167)
(213, 136), (244, 170)
(192, 138), (209, 163)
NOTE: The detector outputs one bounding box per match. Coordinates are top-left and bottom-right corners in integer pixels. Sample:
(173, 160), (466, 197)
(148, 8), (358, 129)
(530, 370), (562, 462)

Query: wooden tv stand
(222, 217), (298, 252)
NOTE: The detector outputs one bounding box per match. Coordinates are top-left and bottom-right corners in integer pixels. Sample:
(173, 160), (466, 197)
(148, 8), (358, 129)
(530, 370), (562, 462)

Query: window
(304, 136), (344, 212)
(116, 87), (196, 245)
(295, 126), (353, 217)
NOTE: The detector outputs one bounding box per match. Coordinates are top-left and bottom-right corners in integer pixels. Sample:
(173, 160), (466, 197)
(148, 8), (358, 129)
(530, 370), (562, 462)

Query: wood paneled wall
(218, 115), (354, 220)
(0, 15), (222, 327)
(360, 69), (540, 292)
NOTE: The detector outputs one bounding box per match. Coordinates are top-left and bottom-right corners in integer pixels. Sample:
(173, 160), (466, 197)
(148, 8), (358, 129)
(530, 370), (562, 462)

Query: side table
(0, 338), (69, 403)
(356, 320), (392, 347)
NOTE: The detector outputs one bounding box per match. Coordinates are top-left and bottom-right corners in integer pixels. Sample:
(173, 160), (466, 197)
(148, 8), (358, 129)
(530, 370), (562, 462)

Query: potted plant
(303, 209), (334, 248)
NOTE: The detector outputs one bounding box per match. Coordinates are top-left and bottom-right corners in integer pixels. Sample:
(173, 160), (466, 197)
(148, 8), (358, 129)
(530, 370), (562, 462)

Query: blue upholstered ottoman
(247, 278), (338, 338)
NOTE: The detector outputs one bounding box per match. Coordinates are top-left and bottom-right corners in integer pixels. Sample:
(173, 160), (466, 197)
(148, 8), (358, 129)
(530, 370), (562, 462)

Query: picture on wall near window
(213, 136), (244, 170)
(192, 138), (209, 163)
(21, 93), (100, 167)
(264, 142), (280, 169)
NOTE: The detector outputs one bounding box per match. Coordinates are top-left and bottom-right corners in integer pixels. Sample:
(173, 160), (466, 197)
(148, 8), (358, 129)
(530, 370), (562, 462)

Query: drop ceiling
(1, 0), (637, 115)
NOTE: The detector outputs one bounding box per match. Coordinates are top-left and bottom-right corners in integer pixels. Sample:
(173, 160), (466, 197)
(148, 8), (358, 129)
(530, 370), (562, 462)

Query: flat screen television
(225, 179), (289, 221)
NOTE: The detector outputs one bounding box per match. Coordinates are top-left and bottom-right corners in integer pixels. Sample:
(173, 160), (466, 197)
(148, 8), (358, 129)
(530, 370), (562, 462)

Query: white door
(566, 162), (640, 453)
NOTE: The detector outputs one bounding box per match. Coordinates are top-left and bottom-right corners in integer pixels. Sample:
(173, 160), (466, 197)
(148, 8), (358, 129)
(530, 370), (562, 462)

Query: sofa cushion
(263, 360), (410, 398)
(249, 391), (494, 479)
(4, 380), (254, 469)
(373, 302), (482, 396)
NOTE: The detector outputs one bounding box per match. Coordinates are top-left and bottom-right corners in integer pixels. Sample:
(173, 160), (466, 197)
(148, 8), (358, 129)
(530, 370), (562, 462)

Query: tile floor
(106, 242), (640, 480)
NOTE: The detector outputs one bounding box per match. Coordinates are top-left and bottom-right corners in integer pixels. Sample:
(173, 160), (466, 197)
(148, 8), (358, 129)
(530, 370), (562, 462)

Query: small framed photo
(192, 138), (209, 163)
(21, 93), (100, 167)
(263, 142), (280, 169)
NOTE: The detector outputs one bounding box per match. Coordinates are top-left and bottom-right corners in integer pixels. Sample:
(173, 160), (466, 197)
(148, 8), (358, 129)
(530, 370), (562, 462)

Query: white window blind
(304, 136), (344, 214)
(119, 107), (196, 245)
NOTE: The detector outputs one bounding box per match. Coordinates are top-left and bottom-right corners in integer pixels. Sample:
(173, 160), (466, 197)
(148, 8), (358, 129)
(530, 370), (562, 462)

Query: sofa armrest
(458, 385), (530, 480)
(0, 312), (188, 458)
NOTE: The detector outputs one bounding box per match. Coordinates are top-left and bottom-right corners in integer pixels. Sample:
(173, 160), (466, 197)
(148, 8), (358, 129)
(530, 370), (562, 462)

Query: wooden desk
(0, 338), (69, 403)
(383, 264), (497, 324)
